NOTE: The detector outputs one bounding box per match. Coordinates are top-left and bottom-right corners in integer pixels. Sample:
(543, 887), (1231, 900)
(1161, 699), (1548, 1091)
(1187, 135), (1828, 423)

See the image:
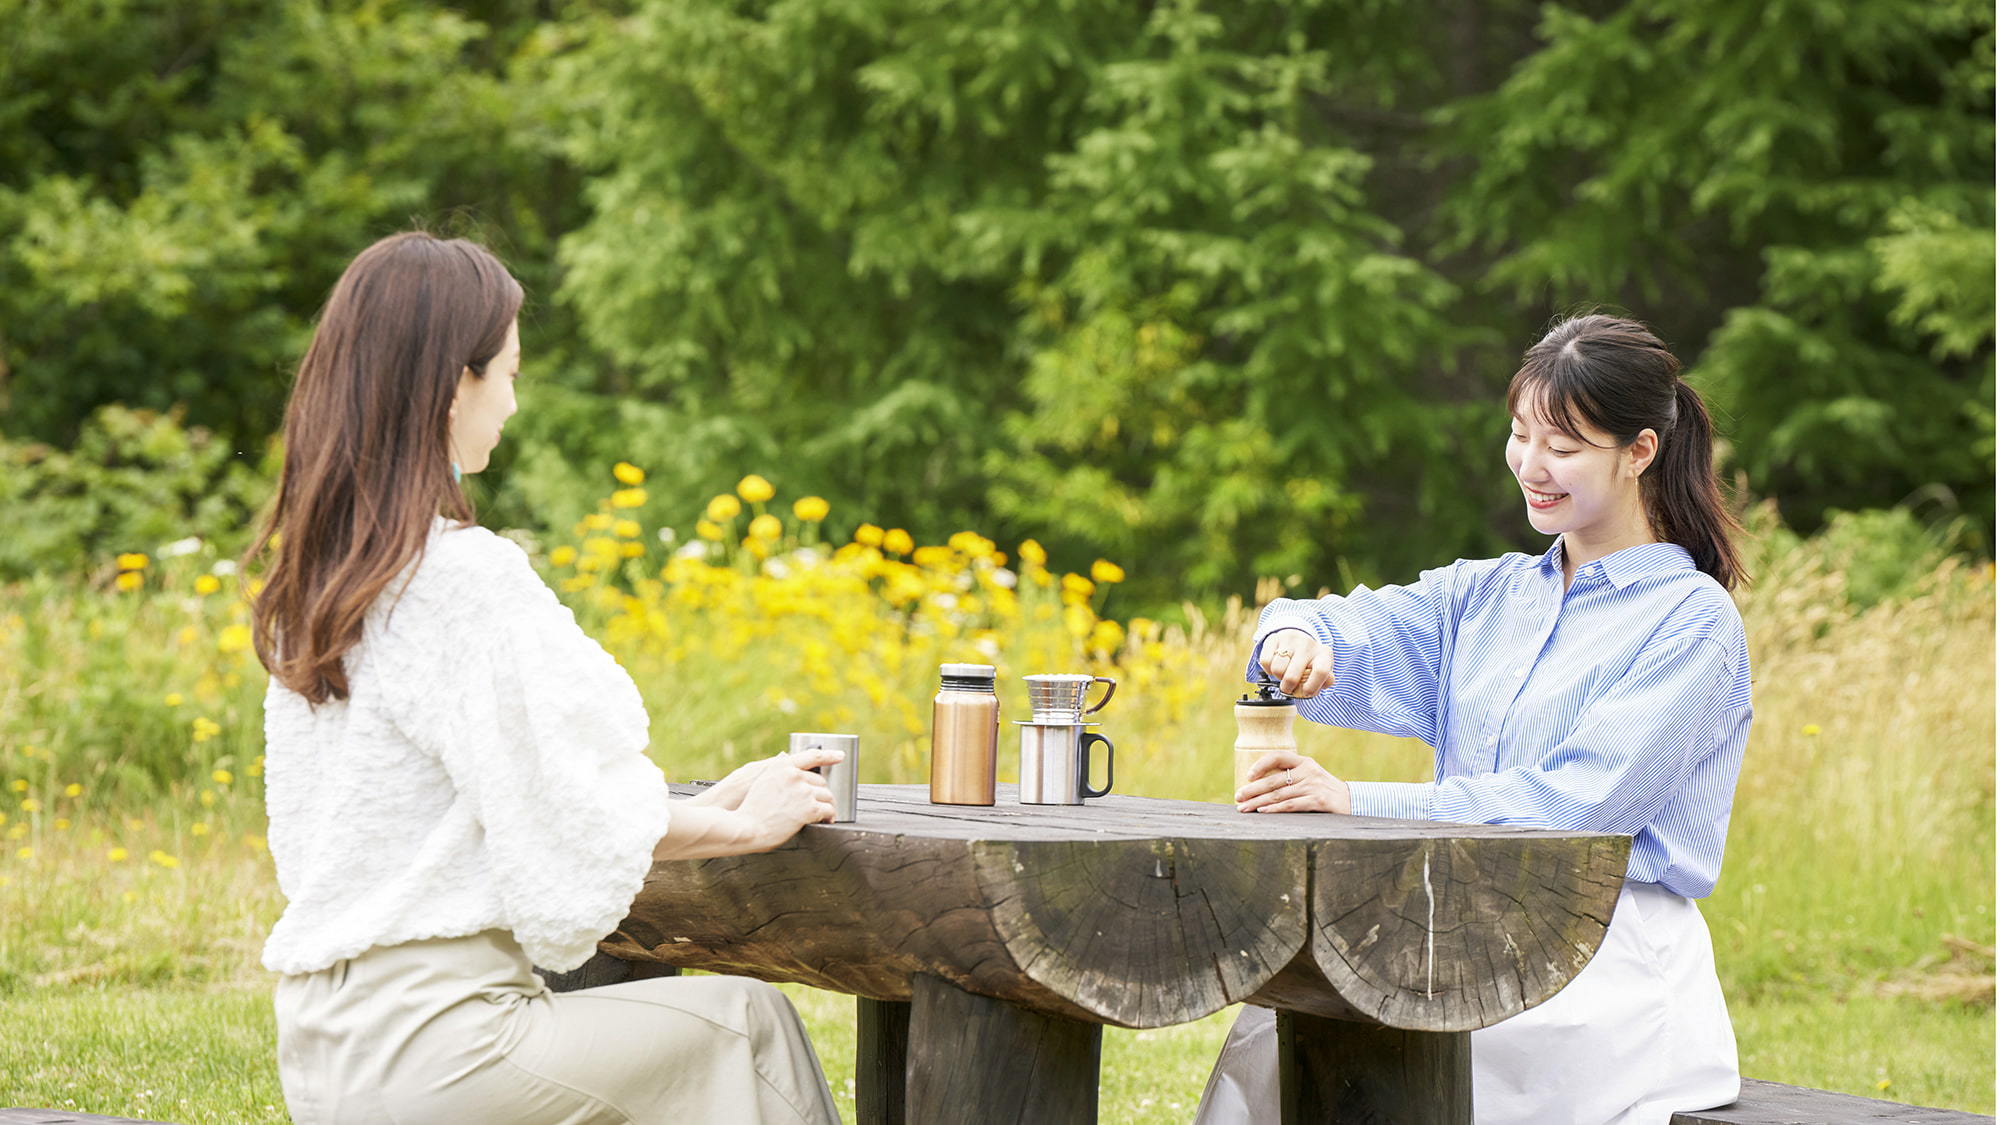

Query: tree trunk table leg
(1277, 1011), (1471, 1125)
(856, 996), (911, 1125)
(905, 973), (1102, 1124)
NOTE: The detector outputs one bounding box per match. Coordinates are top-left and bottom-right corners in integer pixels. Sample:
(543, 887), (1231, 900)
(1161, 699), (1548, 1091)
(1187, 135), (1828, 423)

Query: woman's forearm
(651, 802), (762, 861)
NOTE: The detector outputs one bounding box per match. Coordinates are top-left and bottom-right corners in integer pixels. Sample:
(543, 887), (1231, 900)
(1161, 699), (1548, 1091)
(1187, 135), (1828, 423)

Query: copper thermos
(930, 663), (1000, 805)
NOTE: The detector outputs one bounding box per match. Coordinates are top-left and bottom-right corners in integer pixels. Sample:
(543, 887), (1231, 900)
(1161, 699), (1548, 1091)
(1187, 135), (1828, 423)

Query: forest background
(0, 0), (1994, 1120)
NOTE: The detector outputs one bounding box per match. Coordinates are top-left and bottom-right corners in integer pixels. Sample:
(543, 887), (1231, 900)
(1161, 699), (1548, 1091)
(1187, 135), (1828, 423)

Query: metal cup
(788, 732), (858, 823)
(1023, 674), (1117, 723)
(1017, 721), (1114, 805)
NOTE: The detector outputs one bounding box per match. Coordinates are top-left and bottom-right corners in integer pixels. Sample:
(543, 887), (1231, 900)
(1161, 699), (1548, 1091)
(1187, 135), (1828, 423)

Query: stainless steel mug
(789, 732), (859, 822)
(1023, 673), (1117, 722)
(1017, 721), (1114, 805)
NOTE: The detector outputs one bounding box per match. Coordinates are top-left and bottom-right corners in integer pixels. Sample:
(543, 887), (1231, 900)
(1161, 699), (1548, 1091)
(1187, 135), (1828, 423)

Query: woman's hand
(1235, 751), (1351, 814)
(1259, 628), (1334, 698)
(686, 754), (785, 811)
(732, 749), (841, 851)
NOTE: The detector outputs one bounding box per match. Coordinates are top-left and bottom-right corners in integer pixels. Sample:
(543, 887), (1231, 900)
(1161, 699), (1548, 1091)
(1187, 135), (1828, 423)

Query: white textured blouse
(260, 517), (672, 975)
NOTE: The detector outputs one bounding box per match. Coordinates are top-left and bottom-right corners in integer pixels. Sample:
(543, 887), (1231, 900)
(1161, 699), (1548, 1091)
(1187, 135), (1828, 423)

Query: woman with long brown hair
(250, 231), (841, 1124)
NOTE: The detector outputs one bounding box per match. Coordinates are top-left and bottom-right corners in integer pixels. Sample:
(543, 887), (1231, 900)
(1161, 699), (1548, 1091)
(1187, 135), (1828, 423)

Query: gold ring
(1275, 649), (1294, 659)
(1284, 768), (1295, 785)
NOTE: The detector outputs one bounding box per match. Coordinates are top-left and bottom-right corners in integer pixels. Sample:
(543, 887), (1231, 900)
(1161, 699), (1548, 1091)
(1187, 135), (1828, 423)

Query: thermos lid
(939, 662), (997, 679)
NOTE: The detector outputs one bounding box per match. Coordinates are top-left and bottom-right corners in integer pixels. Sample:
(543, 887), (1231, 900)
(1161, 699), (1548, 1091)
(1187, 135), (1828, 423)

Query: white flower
(159, 536), (204, 558)
(210, 559), (238, 576)
(990, 568), (1018, 589)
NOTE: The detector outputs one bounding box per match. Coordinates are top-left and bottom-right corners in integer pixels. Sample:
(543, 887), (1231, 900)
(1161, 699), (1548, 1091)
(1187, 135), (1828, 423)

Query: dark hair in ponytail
(1506, 314), (1746, 590)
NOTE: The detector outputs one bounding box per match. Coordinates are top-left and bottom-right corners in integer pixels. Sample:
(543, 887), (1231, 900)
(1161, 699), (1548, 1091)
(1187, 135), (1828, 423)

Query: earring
(451, 461), (463, 484)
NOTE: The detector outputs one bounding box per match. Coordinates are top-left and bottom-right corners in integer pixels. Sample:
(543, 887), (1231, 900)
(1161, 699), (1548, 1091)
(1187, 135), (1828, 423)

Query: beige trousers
(274, 930), (841, 1125)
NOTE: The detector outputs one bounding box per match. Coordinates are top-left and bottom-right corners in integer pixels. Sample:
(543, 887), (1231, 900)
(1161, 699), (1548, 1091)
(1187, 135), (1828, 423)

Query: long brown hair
(247, 232), (523, 704)
(1506, 314), (1747, 590)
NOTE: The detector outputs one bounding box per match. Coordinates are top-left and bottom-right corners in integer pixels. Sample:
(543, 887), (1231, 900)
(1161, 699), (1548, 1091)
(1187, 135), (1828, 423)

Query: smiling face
(446, 318), (520, 475)
(1505, 387), (1658, 547)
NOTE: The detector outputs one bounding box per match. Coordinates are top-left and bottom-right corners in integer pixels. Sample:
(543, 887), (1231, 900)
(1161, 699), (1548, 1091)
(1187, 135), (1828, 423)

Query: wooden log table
(594, 783), (1629, 1124)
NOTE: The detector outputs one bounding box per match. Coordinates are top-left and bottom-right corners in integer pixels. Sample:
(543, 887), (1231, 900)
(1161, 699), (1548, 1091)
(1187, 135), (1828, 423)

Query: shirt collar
(1538, 538), (1695, 589)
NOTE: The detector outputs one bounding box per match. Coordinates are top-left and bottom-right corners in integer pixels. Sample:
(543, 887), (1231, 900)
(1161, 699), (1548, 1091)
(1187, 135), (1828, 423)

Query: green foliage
(0, 405), (273, 580)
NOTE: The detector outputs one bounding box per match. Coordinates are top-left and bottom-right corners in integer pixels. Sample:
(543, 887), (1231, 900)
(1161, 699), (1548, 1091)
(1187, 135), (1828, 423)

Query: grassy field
(1, 493), (1992, 1119)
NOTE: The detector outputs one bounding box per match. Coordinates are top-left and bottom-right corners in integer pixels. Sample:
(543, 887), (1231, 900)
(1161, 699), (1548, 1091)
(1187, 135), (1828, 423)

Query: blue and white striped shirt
(1250, 539), (1752, 899)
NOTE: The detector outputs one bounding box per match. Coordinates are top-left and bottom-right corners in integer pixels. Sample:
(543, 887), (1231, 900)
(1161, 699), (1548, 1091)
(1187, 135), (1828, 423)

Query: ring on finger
(1284, 768), (1295, 785)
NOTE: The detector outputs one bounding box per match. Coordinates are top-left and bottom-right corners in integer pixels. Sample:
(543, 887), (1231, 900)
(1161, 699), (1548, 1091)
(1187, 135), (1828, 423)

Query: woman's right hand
(1259, 627), (1335, 698)
(731, 749), (841, 851)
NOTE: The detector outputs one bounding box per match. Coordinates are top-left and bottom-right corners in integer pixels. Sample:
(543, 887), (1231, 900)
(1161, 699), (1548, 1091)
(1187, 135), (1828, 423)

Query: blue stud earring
(451, 461), (462, 484)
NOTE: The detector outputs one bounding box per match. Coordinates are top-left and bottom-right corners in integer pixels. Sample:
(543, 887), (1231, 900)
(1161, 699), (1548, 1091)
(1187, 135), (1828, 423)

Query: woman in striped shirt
(1196, 314), (1751, 1124)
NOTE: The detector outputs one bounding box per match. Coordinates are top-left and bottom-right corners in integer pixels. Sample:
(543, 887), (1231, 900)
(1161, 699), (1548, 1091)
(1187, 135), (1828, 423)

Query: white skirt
(1194, 881), (1740, 1125)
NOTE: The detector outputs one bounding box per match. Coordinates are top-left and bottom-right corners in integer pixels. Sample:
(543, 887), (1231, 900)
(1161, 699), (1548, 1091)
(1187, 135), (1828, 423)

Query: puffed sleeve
(381, 528), (672, 972)
(1246, 557), (1509, 746)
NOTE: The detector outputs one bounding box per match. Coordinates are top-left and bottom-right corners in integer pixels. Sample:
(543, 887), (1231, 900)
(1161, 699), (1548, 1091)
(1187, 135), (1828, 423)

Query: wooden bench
(1671, 1078), (1994, 1124)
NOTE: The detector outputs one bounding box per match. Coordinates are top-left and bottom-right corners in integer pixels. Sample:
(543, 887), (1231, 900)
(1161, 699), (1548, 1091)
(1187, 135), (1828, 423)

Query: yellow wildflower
(199, 790), (216, 807)
(18, 798), (38, 814)
(244, 834), (267, 851)
(121, 890), (135, 903)
(193, 574), (222, 596)
(737, 474), (775, 503)
(175, 626), (196, 645)
(854, 523), (884, 547)
(108, 847), (128, 862)
(248, 756), (264, 779)
(549, 546), (578, 567)
(793, 496), (830, 522)
(1802, 724), (1821, 736)
(882, 528), (914, 556)
(611, 488), (648, 509)
(706, 494), (742, 522)
(912, 546), (952, 568)
(1089, 619), (1125, 652)
(749, 514), (782, 541)
(115, 572), (143, 592)
(117, 553), (149, 571)
(583, 513), (614, 531)
(613, 461), (647, 485)
(212, 769), (233, 786)
(1061, 573), (1096, 597)
(248, 578), (266, 598)
(53, 818), (69, 831)
(7, 780), (24, 793)
(164, 692), (184, 707)
(0, 813), (6, 827)
(696, 520), (725, 541)
(148, 850), (179, 869)
(1090, 559), (1125, 584)
(619, 542), (645, 558)
(1019, 539), (1048, 567)
(191, 822), (210, 837)
(14, 847), (31, 861)
(63, 783), (80, 798)
(217, 624), (251, 654)
(191, 717), (221, 744)
(4, 825), (22, 840)
(613, 518), (642, 539)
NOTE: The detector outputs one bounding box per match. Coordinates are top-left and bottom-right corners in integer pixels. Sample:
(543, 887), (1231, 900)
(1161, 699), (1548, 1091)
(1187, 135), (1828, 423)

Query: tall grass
(0, 483), (1991, 1112)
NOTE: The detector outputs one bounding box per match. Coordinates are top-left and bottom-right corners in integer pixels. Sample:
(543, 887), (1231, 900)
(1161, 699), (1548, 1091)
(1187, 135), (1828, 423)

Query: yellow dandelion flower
(549, 546), (578, 567)
(882, 528), (914, 556)
(175, 625), (197, 645)
(1061, 573), (1095, 597)
(191, 822), (210, 837)
(706, 494), (742, 522)
(148, 850), (179, 869)
(193, 574), (221, 596)
(611, 488), (648, 509)
(912, 545), (952, 568)
(199, 790), (216, 807)
(217, 624), (251, 655)
(117, 552), (149, 571)
(619, 542), (644, 558)
(792, 496), (830, 522)
(53, 818), (69, 831)
(244, 834), (267, 851)
(1802, 724), (1821, 736)
(613, 518), (642, 539)
(4, 825), (23, 840)
(583, 513), (614, 531)
(121, 889), (135, 902)
(854, 523), (884, 547)
(63, 783), (81, 798)
(14, 847), (31, 860)
(1090, 559), (1125, 584)
(696, 519), (724, 541)
(736, 474), (775, 503)
(613, 461), (646, 486)
(164, 691), (184, 707)
(19, 798), (38, 813)
(109, 847), (129, 862)
(8, 780), (25, 793)
(1876, 1078), (1892, 1091)
(1089, 620), (1125, 651)
(115, 572), (143, 592)
(1019, 539), (1048, 567)
(0, 813), (6, 827)
(212, 769), (233, 786)
(191, 717), (221, 744)
(749, 514), (782, 541)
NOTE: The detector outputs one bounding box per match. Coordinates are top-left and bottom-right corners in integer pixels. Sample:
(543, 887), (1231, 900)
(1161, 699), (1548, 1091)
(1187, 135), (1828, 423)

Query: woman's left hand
(686, 754), (787, 810)
(1236, 751), (1352, 814)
